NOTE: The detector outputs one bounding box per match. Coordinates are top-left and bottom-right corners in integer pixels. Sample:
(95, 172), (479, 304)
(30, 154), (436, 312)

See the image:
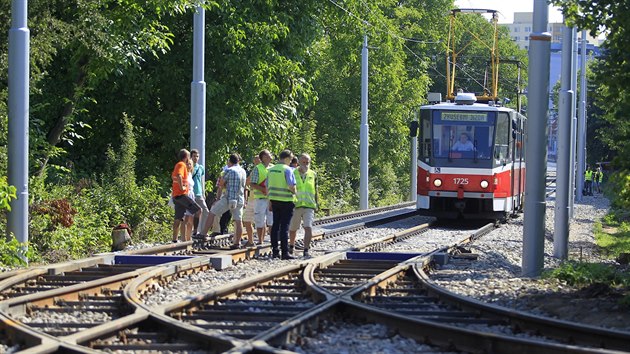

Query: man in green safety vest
(288, 153), (318, 258)
(584, 166), (593, 196)
(594, 167), (603, 194)
(267, 150), (297, 259)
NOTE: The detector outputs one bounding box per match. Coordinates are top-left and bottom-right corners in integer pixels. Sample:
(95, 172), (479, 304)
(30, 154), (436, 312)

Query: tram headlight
(433, 179), (442, 187)
(480, 180), (489, 189)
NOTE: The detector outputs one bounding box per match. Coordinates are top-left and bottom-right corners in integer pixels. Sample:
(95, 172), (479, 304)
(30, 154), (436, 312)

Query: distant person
(171, 149), (201, 243)
(593, 167), (604, 194)
(452, 132), (474, 152)
(290, 156), (299, 169)
(584, 166), (593, 196)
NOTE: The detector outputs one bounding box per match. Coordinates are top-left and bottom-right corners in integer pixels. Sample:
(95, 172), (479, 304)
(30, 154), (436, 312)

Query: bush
(0, 238), (35, 267)
(544, 261), (630, 287)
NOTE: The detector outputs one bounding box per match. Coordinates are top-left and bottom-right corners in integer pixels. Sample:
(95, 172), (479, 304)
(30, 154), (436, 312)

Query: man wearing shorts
(171, 149), (201, 243)
(190, 149), (210, 235)
(199, 153), (246, 248)
(242, 155), (260, 247)
(250, 149), (274, 244)
(289, 153), (318, 257)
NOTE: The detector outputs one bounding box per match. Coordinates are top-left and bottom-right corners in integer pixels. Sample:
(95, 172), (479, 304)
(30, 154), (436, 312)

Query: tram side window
(496, 112), (510, 163)
(420, 110), (432, 160)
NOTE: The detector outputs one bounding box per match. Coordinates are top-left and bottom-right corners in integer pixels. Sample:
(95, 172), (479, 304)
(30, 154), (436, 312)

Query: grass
(595, 215), (630, 259)
(543, 210), (630, 305)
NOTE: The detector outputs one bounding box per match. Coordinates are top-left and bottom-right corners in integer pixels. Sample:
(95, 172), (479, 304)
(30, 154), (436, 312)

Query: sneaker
(172, 239), (180, 243)
(281, 254), (296, 260)
(244, 241), (255, 247)
(272, 252), (280, 259)
(229, 244), (240, 250)
(192, 233), (207, 240)
(303, 250), (310, 258)
(288, 244), (295, 255)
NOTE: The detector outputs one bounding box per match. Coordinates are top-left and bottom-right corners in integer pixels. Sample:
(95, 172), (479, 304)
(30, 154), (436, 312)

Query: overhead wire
(325, 0), (487, 85)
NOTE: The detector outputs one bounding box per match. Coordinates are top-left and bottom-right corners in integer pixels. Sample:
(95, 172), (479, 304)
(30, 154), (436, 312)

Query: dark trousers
(220, 211), (231, 234)
(270, 201), (295, 256)
(585, 180), (593, 195)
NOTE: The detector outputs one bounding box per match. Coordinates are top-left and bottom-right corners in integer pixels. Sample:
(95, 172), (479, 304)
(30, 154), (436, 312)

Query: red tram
(415, 92), (526, 220)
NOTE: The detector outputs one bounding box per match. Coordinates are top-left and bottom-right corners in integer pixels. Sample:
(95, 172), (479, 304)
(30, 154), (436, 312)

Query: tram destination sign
(441, 112), (488, 122)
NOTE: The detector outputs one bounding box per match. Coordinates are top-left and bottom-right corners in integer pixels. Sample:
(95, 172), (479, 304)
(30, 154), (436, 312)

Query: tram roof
(420, 101), (516, 113)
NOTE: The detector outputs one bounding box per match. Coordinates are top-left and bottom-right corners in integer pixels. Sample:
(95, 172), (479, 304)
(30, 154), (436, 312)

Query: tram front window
(433, 123), (494, 159)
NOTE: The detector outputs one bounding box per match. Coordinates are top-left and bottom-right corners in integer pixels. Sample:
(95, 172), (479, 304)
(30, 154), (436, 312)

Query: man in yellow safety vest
(288, 153), (318, 258)
(267, 150), (297, 259)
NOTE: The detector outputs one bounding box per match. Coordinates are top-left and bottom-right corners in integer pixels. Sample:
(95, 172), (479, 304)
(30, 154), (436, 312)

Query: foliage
(0, 238), (35, 267)
(544, 261), (630, 287)
(550, 0), (630, 211)
(0, 176), (17, 211)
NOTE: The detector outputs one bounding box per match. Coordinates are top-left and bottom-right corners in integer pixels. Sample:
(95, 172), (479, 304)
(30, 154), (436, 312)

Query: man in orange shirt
(172, 149), (201, 242)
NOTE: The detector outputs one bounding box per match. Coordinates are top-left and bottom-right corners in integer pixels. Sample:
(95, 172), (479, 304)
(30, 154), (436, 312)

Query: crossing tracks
(1, 203), (629, 353)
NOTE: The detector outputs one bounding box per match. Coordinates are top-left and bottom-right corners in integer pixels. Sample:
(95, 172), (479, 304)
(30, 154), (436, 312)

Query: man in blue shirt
(191, 149), (210, 235)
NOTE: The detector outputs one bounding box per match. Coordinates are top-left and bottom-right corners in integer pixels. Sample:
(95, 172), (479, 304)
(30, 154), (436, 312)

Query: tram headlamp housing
(433, 179), (442, 187)
(480, 180), (489, 189)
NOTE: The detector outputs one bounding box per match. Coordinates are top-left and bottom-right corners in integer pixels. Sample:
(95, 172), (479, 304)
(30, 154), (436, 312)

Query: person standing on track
(171, 149), (201, 243)
(198, 153), (247, 248)
(242, 155), (261, 247)
(288, 153), (318, 258)
(267, 150), (297, 259)
(250, 150), (274, 244)
(584, 166), (593, 196)
(190, 149), (209, 236)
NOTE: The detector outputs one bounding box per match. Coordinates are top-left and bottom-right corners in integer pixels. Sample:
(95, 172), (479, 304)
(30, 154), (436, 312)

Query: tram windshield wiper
(448, 135), (453, 162)
(473, 139), (478, 162)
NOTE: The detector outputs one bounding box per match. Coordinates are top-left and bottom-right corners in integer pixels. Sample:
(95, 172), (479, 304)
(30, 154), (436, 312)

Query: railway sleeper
(193, 309), (302, 317)
(91, 343), (201, 351)
(183, 313), (288, 322)
(28, 306), (119, 314)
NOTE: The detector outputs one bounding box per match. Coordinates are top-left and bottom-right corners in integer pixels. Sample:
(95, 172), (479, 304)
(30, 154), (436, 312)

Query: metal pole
(553, 24), (575, 260)
(8, 0), (30, 260)
(523, 0), (551, 277)
(360, 35), (369, 210)
(410, 112), (418, 202)
(568, 27), (578, 218)
(576, 30), (587, 202)
(190, 4), (206, 168)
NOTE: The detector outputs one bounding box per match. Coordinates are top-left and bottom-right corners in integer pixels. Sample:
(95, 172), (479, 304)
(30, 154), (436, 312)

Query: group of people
(584, 165), (604, 196)
(171, 148), (318, 260)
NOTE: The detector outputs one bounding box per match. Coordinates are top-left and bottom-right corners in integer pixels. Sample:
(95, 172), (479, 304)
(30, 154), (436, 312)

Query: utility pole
(554, 24), (575, 260)
(8, 0), (30, 262)
(360, 35), (369, 210)
(576, 30), (587, 202)
(569, 27), (578, 218)
(523, 0), (551, 277)
(190, 4), (206, 168)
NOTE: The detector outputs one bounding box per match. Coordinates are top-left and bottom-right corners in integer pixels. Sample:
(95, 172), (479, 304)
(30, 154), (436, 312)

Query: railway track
(1, 203), (629, 353)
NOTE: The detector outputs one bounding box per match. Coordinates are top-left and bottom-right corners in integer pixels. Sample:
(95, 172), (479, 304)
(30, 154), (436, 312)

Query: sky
(453, 0), (564, 24)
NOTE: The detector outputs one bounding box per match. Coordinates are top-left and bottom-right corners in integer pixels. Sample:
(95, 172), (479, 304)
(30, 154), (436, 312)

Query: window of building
(525, 26), (531, 32)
